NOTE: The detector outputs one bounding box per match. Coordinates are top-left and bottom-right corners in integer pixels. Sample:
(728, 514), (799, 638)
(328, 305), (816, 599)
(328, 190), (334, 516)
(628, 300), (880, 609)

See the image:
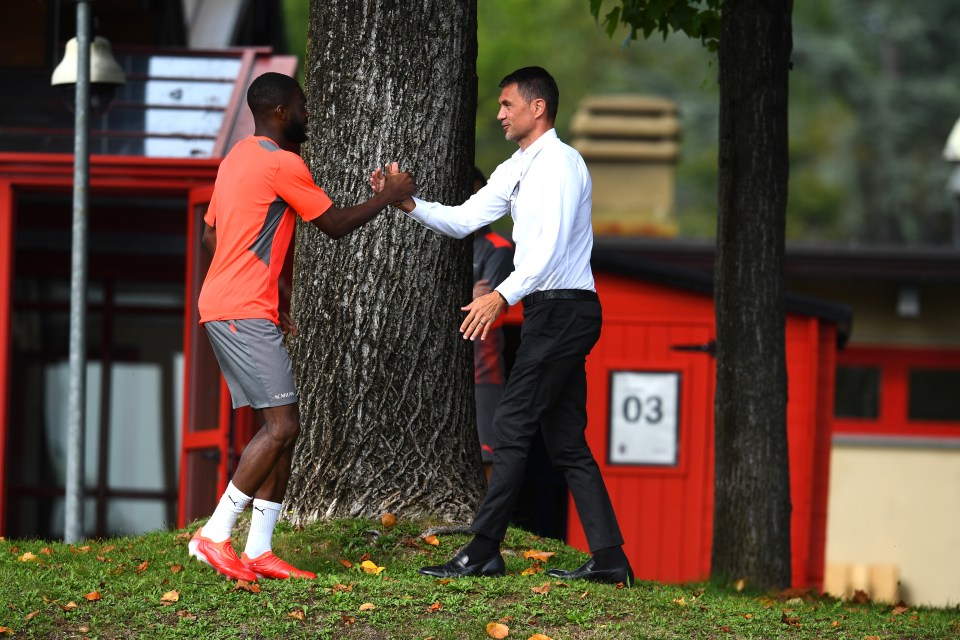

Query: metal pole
(64, 0), (91, 544)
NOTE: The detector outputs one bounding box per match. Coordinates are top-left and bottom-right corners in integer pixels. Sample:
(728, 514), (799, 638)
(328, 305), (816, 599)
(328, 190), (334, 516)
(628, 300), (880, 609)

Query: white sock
(244, 499), (282, 559)
(202, 482), (252, 543)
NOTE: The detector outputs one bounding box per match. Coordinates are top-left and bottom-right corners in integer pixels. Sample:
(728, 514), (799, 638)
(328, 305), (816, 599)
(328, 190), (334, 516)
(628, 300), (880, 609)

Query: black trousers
(471, 295), (624, 552)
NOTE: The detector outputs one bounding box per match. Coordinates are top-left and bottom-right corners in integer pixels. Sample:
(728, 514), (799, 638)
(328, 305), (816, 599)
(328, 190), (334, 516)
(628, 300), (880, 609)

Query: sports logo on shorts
(273, 391), (295, 399)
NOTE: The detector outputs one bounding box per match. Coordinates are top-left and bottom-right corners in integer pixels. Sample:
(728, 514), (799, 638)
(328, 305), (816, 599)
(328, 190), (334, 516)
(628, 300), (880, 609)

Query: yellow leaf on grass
(0, 627), (13, 635)
(288, 610), (305, 620)
(360, 560), (385, 575)
(24, 611), (39, 621)
(673, 597), (686, 606)
(60, 602), (78, 611)
(159, 590), (179, 605)
(84, 592), (102, 602)
(381, 513), (396, 528)
(530, 582), (551, 595)
(521, 564), (542, 576)
(422, 535), (440, 546)
(528, 634), (554, 640)
(486, 621), (509, 638)
(332, 583), (353, 592)
(522, 550), (556, 562)
(359, 602), (376, 611)
(19, 552), (38, 562)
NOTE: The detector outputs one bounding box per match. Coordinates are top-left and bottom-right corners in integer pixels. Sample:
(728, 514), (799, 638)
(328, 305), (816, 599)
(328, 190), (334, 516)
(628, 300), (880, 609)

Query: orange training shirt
(198, 136), (332, 324)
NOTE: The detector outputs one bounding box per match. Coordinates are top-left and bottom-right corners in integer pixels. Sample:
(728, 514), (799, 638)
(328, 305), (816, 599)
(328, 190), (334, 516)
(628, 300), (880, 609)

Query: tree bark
(286, 1), (483, 524)
(711, 0), (793, 589)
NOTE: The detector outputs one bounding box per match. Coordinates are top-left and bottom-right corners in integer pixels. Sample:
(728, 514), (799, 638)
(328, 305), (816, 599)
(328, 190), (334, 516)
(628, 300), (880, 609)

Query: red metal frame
(0, 154), (219, 536)
(0, 180), (12, 533)
(834, 345), (960, 439)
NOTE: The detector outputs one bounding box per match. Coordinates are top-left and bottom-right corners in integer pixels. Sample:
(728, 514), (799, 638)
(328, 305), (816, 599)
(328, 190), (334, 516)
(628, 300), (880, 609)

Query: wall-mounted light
(51, 35), (126, 115)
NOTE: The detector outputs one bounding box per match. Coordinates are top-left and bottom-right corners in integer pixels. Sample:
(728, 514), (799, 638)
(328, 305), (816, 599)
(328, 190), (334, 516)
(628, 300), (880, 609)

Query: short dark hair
(247, 72), (301, 117)
(472, 166), (487, 188)
(499, 66), (559, 121)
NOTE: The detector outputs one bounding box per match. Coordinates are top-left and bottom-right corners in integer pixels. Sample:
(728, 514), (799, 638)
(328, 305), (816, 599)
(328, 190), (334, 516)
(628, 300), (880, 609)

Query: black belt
(522, 289), (599, 307)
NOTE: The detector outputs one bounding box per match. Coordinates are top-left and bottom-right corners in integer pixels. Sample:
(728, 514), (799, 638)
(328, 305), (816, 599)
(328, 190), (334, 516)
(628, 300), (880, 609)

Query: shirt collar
(512, 128), (558, 174)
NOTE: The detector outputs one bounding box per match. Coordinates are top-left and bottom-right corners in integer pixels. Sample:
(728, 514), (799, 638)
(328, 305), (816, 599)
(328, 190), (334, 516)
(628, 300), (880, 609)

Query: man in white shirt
(379, 67), (632, 586)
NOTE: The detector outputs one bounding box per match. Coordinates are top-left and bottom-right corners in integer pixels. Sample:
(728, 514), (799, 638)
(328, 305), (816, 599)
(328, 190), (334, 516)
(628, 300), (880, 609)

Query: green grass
(2, 517), (957, 639)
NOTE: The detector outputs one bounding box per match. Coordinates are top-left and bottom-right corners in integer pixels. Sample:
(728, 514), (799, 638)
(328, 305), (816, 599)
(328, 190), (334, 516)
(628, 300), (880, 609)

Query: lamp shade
(51, 36), (126, 86)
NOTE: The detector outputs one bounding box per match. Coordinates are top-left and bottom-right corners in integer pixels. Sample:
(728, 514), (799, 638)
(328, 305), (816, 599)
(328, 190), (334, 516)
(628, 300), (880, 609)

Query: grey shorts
(203, 319), (298, 409)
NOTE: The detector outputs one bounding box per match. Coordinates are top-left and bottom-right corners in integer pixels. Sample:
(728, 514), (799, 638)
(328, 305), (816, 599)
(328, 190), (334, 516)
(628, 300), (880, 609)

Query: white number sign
(608, 371), (680, 466)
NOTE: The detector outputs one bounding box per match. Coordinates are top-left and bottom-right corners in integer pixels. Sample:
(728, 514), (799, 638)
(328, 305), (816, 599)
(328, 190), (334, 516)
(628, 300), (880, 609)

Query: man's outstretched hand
(371, 162), (415, 212)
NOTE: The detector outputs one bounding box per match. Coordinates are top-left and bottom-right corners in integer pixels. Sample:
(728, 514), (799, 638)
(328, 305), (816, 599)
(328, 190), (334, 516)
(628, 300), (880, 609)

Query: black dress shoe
(545, 558), (634, 587)
(418, 551), (506, 578)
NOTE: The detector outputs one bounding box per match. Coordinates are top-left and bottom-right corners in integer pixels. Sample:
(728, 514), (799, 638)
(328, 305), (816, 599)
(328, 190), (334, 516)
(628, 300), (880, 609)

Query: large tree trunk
(285, 1), (483, 524)
(711, 0), (793, 589)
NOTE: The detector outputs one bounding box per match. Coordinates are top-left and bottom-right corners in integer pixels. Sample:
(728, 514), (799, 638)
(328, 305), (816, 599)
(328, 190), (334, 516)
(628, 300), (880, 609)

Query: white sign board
(608, 371), (680, 466)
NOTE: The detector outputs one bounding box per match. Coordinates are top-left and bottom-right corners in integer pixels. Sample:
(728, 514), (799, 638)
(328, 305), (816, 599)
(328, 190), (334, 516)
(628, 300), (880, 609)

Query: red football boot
(241, 551), (316, 579)
(188, 528), (258, 582)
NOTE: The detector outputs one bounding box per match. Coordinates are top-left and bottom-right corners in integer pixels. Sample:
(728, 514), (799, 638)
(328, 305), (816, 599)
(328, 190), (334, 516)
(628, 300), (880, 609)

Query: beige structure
(571, 95), (680, 236)
(823, 446), (960, 606)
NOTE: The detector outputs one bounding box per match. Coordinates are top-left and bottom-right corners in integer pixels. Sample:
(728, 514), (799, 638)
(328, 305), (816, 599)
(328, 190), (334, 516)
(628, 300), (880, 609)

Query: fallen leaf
(381, 513), (396, 528)
(781, 612), (801, 627)
(78, 545), (91, 552)
(39, 547), (52, 556)
(851, 590), (871, 604)
(522, 550), (556, 562)
(0, 627), (12, 635)
(864, 636), (881, 640)
(84, 592), (101, 602)
(170, 564), (183, 573)
(528, 635), (553, 640)
(24, 611), (39, 621)
(521, 564), (542, 576)
(427, 602), (442, 612)
(831, 620), (841, 628)
(579, 591), (590, 599)
(486, 621), (509, 638)
(359, 603), (376, 611)
(160, 590), (179, 605)
(232, 580), (260, 593)
(136, 561), (149, 573)
(359, 552), (372, 562)
(100, 545), (115, 553)
(719, 625), (731, 633)
(60, 602), (78, 611)
(673, 597), (686, 606)
(341, 615), (355, 625)
(175, 532), (191, 541)
(288, 610), (305, 620)
(422, 535), (440, 546)
(530, 582), (551, 595)
(18, 552), (38, 562)
(436, 578), (452, 585)
(360, 560), (385, 575)
(892, 605), (909, 616)
(744, 613), (752, 620)
(176, 610), (197, 621)
(339, 558), (353, 568)
(332, 583), (353, 592)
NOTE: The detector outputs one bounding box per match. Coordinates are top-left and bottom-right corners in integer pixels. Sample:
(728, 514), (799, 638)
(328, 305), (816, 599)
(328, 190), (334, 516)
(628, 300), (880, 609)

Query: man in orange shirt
(188, 72), (414, 582)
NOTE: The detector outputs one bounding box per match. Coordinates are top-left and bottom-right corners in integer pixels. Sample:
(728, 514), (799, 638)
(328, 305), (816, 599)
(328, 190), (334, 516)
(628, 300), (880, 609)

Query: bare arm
(202, 224), (216, 254)
(310, 169), (415, 239)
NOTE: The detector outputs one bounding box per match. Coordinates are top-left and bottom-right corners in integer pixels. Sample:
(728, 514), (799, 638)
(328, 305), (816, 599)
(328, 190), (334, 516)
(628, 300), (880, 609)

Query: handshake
(371, 162), (416, 213)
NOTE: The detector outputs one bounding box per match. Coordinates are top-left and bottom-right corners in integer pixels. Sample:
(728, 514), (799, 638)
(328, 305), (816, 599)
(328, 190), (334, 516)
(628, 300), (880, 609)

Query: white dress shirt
(405, 128), (595, 306)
